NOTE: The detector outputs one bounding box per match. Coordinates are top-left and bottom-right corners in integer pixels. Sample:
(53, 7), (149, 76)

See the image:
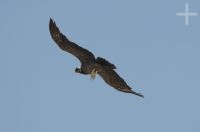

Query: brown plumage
(49, 18), (144, 98)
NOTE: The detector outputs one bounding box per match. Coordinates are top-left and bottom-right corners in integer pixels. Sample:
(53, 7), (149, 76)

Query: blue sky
(1, 0), (200, 132)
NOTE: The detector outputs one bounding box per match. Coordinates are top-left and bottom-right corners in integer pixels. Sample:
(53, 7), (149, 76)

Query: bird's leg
(90, 68), (97, 80)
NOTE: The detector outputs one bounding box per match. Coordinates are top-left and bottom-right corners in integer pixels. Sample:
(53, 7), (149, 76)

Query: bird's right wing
(49, 18), (95, 63)
(96, 64), (144, 98)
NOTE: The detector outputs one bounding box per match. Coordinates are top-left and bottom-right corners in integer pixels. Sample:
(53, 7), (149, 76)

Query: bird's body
(49, 18), (144, 98)
(80, 61), (95, 74)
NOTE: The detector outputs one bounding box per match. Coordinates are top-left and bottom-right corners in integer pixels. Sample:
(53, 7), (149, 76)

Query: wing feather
(49, 18), (95, 63)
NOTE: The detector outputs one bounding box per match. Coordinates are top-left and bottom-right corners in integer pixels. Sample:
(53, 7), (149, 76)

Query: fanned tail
(96, 57), (116, 69)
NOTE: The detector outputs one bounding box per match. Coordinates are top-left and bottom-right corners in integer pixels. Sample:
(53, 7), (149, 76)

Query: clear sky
(1, 0), (200, 132)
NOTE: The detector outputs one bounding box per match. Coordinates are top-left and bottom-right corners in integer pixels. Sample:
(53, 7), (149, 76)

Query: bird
(49, 18), (144, 98)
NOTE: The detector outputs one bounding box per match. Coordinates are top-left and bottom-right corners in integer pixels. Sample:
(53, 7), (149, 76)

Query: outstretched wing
(49, 18), (95, 63)
(96, 64), (144, 98)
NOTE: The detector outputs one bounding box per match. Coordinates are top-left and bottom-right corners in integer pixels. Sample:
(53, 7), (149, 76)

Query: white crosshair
(176, 3), (197, 25)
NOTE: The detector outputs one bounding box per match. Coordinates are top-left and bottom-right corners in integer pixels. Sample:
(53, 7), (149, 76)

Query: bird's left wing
(49, 18), (95, 63)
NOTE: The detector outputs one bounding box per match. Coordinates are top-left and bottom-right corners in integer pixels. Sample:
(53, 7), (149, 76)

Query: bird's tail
(96, 57), (116, 69)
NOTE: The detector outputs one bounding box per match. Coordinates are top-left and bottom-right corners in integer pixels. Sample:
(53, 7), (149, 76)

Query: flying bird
(49, 18), (144, 98)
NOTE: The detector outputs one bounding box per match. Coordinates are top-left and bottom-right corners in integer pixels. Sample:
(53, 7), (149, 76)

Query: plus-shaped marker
(176, 3), (197, 25)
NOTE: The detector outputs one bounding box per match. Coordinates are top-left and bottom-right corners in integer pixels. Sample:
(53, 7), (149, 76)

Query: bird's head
(75, 67), (81, 73)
